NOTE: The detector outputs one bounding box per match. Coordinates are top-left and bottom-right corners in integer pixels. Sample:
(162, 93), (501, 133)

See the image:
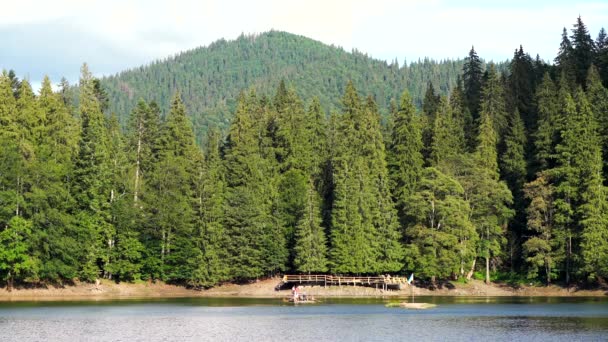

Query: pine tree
(479, 64), (508, 140)
(507, 46), (536, 133)
(388, 90), (424, 225)
(596, 27), (608, 86)
(570, 16), (596, 88)
(150, 92), (201, 282)
(586, 66), (608, 181)
(470, 110), (514, 284)
(551, 88), (582, 285)
(430, 96), (465, 168)
(533, 73), (558, 171)
(224, 90), (286, 279)
(191, 128), (229, 286)
(463, 46), (484, 121)
(421, 83), (440, 161)
(573, 89), (608, 281)
(522, 173), (562, 284)
(72, 64), (112, 281)
(329, 83), (402, 273)
(500, 109), (528, 270)
(34, 76), (80, 281)
(450, 78), (475, 150)
(555, 28), (576, 89)
(293, 178), (328, 273)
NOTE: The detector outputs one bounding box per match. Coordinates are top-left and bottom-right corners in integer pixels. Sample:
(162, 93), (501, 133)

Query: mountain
(101, 30), (466, 142)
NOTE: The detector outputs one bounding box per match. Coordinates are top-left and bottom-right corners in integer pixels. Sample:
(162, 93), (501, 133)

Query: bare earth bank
(0, 278), (605, 301)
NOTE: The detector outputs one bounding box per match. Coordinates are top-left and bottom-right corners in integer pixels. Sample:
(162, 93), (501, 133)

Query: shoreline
(0, 278), (606, 302)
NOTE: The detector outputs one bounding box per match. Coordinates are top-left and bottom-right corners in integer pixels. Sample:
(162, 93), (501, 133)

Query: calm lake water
(1, 297), (607, 341)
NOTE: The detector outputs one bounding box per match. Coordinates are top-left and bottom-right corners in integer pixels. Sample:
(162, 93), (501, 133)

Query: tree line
(1, 16), (608, 289)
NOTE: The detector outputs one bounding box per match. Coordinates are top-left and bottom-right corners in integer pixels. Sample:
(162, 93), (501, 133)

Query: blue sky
(1, 0), (606, 90)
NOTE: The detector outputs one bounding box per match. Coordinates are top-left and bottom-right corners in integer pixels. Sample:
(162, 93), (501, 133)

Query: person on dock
(292, 285), (298, 302)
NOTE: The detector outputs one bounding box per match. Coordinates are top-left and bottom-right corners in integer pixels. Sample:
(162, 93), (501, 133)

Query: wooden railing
(282, 274), (408, 286)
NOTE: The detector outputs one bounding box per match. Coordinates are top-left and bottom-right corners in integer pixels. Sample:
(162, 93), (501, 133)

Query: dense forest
(1, 16), (608, 290)
(98, 31), (486, 143)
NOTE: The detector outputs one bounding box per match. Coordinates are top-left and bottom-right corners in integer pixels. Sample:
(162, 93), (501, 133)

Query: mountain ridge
(100, 30), (467, 142)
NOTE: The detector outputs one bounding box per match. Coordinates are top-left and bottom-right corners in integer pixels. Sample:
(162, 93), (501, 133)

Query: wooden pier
(279, 274), (410, 291)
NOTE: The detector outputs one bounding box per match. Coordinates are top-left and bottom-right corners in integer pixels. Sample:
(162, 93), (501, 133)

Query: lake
(1, 297), (607, 341)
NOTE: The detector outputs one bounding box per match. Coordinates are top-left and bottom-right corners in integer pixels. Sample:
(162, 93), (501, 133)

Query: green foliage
(0, 217), (39, 288)
(388, 90), (423, 225)
(100, 31), (466, 141)
(2, 16), (608, 288)
(404, 168), (476, 280)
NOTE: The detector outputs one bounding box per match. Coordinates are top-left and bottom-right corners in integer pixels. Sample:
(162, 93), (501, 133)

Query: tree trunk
(485, 254), (490, 284)
(466, 259), (476, 280)
(134, 124), (142, 203)
(7, 272), (13, 292)
(566, 233), (571, 288)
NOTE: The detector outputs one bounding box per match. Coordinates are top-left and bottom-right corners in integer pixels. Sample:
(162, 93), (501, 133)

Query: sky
(1, 0), (607, 90)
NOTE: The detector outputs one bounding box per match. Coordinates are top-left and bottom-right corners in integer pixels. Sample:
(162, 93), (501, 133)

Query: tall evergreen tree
(533, 73), (559, 171)
(555, 28), (576, 89)
(570, 16), (596, 88)
(586, 66), (608, 181)
(469, 110), (513, 284)
(522, 173), (562, 284)
(149, 92), (200, 282)
(596, 27), (608, 86)
(430, 96), (465, 168)
(507, 46), (536, 133)
(329, 83), (402, 273)
(388, 90), (424, 226)
(479, 64), (508, 140)
(72, 64), (113, 281)
(224, 90), (286, 279)
(463, 46), (484, 121)
(572, 89), (608, 281)
(500, 109), (528, 269)
(293, 178), (328, 273)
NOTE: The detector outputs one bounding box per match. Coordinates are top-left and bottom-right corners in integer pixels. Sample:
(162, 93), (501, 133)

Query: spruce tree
(192, 128), (229, 286)
(555, 28), (576, 89)
(463, 46), (484, 121)
(573, 89), (608, 281)
(522, 173), (562, 284)
(470, 110), (514, 284)
(479, 64), (508, 139)
(533, 73), (559, 171)
(507, 46), (536, 133)
(596, 27), (608, 86)
(551, 88), (581, 285)
(329, 83), (402, 274)
(293, 178), (328, 273)
(388, 90), (424, 226)
(586, 66), (608, 181)
(224, 90), (286, 279)
(500, 109), (528, 270)
(151, 93), (201, 282)
(34, 76), (80, 281)
(570, 16), (596, 88)
(430, 96), (465, 168)
(72, 64), (113, 281)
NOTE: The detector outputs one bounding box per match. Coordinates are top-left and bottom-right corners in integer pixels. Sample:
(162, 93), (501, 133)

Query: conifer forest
(3, 16), (608, 290)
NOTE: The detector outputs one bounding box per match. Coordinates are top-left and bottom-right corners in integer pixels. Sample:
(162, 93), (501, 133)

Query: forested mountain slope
(101, 31), (466, 141)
